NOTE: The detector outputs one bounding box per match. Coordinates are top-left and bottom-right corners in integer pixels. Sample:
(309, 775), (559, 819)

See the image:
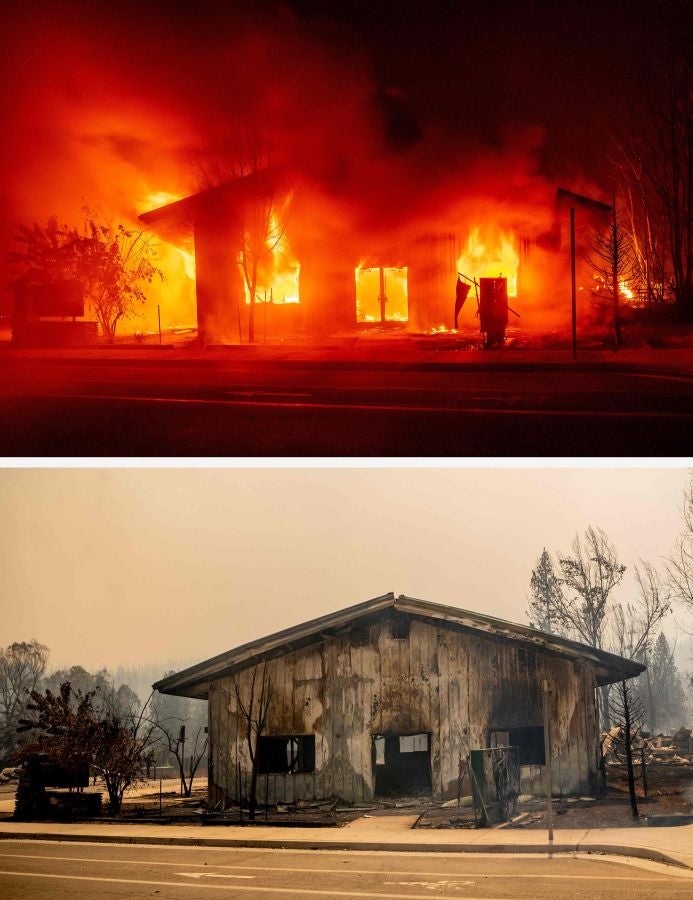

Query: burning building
(139, 166), (535, 343)
(154, 593), (644, 804)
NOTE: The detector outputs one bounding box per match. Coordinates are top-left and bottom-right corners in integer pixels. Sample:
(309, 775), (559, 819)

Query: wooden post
(379, 267), (387, 322)
(543, 679), (554, 850)
(157, 304), (162, 345)
(159, 777), (162, 816)
(570, 208), (577, 361)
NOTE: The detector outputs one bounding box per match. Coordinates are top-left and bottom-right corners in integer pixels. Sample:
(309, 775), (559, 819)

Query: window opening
(490, 725), (545, 766)
(258, 735), (315, 774)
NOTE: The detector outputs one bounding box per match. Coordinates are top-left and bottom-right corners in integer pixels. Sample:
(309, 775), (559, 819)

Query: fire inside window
(355, 266), (408, 323)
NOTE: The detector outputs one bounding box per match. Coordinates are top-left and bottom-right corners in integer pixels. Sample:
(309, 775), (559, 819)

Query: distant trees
(8, 213), (163, 341)
(527, 527), (671, 728)
(527, 549), (562, 633)
(666, 474), (693, 610)
(0, 641), (49, 764)
(641, 633), (687, 732)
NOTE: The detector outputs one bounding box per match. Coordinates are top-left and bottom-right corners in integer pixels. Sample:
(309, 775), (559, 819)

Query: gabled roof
(153, 593), (645, 699)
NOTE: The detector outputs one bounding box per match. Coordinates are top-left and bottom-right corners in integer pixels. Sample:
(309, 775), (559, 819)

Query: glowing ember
(457, 227), (519, 297)
(355, 265), (408, 322)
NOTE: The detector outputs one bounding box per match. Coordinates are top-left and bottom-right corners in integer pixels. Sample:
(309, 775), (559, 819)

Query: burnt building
(154, 593), (643, 805)
(139, 169), (522, 343)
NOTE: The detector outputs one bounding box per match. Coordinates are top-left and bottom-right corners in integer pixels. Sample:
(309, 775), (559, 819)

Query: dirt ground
(417, 763), (693, 830)
(2, 762), (692, 829)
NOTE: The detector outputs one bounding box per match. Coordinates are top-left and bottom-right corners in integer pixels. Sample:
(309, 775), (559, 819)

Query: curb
(0, 830), (691, 871)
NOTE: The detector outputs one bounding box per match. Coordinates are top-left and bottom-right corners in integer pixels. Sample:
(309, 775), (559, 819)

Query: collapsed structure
(154, 593), (644, 805)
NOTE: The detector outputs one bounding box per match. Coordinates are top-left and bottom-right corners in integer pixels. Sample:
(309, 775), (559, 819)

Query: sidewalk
(1, 816), (692, 871)
(1, 337), (692, 376)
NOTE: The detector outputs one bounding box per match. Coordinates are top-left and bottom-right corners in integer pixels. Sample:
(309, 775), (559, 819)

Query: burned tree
(608, 678), (647, 818)
(231, 663), (273, 819)
(587, 196), (636, 348)
(666, 474), (693, 610)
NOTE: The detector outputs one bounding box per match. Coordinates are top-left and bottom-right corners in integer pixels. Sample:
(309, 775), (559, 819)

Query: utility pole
(543, 679), (554, 851)
(570, 208), (577, 361)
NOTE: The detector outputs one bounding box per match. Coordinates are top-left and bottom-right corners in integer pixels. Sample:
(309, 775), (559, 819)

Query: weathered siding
(208, 614), (600, 806)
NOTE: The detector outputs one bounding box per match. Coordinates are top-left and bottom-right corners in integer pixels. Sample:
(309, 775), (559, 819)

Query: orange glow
(355, 265), (408, 322)
(242, 211), (301, 305)
(457, 227), (519, 297)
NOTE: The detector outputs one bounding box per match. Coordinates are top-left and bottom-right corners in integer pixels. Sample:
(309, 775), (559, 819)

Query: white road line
(0, 870), (513, 899)
(178, 871), (255, 879)
(3, 391), (692, 418)
(0, 852), (673, 880)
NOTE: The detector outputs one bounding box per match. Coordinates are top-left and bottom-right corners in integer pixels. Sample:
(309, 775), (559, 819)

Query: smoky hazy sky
(1, 466), (690, 673)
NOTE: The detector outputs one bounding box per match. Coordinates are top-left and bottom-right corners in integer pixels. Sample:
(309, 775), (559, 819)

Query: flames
(457, 227), (519, 297)
(355, 265), (408, 322)
(243, 213), (301, 305)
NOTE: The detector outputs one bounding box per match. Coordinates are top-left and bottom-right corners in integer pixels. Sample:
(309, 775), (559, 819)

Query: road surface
(0, 840), (691, 899)
(1, 357), (691, 455)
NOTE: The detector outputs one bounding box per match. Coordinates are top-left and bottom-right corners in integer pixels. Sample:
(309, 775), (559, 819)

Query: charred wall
(207, 612), (599, 806)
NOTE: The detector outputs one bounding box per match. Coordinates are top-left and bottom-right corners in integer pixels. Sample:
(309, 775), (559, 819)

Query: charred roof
(153, 593), (645, 699)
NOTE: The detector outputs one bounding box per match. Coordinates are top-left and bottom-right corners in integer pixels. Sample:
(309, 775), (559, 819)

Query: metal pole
(543, 680), (554, 851)
(379, 267), (387, 323)
(157, 304), (162, 345)
(570, 208), (577, 361)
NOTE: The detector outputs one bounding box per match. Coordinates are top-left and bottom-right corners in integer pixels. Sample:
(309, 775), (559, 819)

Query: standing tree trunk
(621, 680), (639, 818)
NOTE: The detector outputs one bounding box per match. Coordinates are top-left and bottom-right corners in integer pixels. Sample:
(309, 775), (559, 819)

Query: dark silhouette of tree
(527, 548), (563, 633)
(8, 212), (163, 342)
(0, 641), (49, 764)
(587, 196), (636, 348)
(17, 681), (156, 815)
(613, 50), (692, 316)
(609, 678), (646, 818)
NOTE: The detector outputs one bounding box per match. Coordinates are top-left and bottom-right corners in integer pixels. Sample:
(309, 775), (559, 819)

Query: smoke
(3, 0), (663, 331)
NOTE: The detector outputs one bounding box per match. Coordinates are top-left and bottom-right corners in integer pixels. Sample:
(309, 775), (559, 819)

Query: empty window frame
(258, 735), (315, 774)
(490, 726), (545, 766)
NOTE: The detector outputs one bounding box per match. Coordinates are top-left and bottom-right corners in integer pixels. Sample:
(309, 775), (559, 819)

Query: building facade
(154, 593), (644, 806)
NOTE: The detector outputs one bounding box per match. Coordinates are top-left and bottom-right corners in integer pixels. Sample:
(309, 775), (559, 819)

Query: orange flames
(457, 227), (519, 297)
(242, 214), (301, 305)
(355, 265), (408, 322)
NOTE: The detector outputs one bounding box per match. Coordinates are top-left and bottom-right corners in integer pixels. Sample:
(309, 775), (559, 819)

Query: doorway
(355, 267), (408, 323)
(372, 732), (432, 796)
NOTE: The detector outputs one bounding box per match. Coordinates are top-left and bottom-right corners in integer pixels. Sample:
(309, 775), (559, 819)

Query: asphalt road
(1, 358), (692, 455)
(0, 840), (692, 899)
